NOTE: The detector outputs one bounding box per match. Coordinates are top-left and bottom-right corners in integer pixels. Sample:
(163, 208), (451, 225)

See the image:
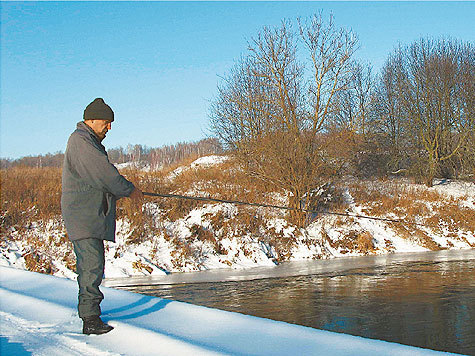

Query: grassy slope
(1, 156), (474, 277)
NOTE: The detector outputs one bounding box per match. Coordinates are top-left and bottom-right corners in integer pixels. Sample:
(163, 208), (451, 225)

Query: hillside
(1, 155), (474, 279)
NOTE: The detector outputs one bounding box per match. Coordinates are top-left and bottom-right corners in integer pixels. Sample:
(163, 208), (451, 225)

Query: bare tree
(299, 14), (358, 135)
(353, 62), (374, 137)
(326, 62), (373, 137)
(403, 38), (474, 185)
(371, 38), (474, 184)
(371, 48), (411, 172)
(210, 14), (358, 225)
(457, 43), (475, 178)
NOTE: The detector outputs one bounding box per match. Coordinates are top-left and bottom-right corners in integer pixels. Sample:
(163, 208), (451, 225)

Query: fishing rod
(143, 191), (422, 226)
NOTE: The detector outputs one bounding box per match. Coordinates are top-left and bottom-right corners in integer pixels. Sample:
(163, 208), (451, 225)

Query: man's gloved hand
(129, 186), (144, 206)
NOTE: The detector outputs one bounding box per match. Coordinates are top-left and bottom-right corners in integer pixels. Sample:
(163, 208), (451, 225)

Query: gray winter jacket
(61, 121), (135, 242)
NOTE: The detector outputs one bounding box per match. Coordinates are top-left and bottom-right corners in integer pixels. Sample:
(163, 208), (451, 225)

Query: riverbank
(1, 156), (474, 280)
(103, 248), (475, 287)
(0, 265), (459, 356)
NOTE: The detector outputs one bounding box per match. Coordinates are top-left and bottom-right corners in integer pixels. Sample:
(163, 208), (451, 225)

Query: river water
(111, 250), (475, 355)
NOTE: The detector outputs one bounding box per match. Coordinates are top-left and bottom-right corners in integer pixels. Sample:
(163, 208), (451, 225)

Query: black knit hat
(83, 98), (114, 122)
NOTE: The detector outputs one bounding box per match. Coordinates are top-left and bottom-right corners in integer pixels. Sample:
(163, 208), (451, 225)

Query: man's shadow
(102, 296), (172, 321)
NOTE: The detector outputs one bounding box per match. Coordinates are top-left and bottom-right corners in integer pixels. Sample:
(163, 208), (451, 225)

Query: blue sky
(1, 1), (474, 159)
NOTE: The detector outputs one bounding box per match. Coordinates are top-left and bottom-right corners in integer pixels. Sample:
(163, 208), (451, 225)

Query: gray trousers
(72, 238), (105, 319)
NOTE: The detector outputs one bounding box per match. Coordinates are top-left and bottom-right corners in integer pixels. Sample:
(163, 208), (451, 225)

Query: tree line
(1, 138), (222, 169)
(209, 14), (474, 223)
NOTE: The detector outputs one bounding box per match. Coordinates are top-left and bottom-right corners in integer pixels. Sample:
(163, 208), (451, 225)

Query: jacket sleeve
(69, 134), (135, 198)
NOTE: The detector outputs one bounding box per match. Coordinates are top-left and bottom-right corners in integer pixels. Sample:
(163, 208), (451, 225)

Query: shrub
(1, 167), (62, 232)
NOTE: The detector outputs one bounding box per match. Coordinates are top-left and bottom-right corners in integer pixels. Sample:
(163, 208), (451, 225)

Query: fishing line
(143, 191), (423, 226)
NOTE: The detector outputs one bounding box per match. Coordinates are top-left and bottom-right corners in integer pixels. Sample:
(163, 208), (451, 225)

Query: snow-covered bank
(1, 155), (474, 280)
(103, 249), (475, 287)
(0, 266), (458, 356)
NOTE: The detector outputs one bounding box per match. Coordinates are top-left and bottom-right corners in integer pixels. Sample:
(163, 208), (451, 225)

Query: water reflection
(121, 258), (475, 355)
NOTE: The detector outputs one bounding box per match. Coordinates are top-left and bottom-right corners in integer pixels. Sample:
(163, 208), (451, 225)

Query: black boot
(82, 316), (114, 335)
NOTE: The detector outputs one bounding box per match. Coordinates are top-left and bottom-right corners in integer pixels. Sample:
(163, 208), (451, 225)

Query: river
(108, 250), (475, 355)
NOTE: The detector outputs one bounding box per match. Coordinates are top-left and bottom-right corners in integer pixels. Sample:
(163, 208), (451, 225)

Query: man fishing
(61, 98), (143, 334)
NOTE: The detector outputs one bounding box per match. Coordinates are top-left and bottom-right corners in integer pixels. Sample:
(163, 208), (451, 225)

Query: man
(61, 98), (143, 335)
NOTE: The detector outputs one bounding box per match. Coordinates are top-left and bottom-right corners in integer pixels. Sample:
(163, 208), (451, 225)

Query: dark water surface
(116, 251), (475, 355)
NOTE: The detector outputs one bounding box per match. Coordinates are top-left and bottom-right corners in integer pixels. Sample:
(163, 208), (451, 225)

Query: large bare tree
(372, 38), (474, 184)
(210, 14), (358, 225)
(404, 38), (474, 185)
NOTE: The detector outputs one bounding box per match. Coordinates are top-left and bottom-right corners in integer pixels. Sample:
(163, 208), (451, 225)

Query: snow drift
(0, 266), (457, 356)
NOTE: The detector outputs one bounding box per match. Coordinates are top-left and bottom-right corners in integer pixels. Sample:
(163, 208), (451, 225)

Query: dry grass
(430, 203), (475, 233)
(356, 231), (376, 254)
(132, 260), (154, 274)
(1, 160), (473, 273)
(347, 182), (434, 219)
(389, 223), (442, 251)
(0, 167), (77, 275)
(325, 230), (376, 255)
(336, 178), (475, 251)
(1, 167), (62, 232)
(116, 157), (291, 266)
(143, 158), (287, 222)
(347, 178), (473, 231)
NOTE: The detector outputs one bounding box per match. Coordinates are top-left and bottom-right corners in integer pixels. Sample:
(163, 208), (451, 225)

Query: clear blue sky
(1, 1), (474, 159)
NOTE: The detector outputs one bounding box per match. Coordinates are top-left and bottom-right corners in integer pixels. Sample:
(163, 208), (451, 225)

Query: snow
(167, 155), (229, 179)
(190, 155), (229, 168)
(431, 178), (475, 201)
(1, 156), (472, 354)
(0, 266), (456, 355)
(114, 162), (151, 172)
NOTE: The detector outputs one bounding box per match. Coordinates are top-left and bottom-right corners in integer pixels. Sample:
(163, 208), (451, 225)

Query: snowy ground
(0, 266), (459, 356)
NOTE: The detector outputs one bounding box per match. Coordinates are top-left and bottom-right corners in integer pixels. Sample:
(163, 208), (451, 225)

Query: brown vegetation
(210, 15), (358, 226)
(1, 150), (473, 275)
(1, 167), (62, 231)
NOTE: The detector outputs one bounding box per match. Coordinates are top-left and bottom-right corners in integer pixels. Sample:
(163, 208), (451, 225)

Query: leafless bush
(210, 14), (358, 226)
(374, 38), (474, 185)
